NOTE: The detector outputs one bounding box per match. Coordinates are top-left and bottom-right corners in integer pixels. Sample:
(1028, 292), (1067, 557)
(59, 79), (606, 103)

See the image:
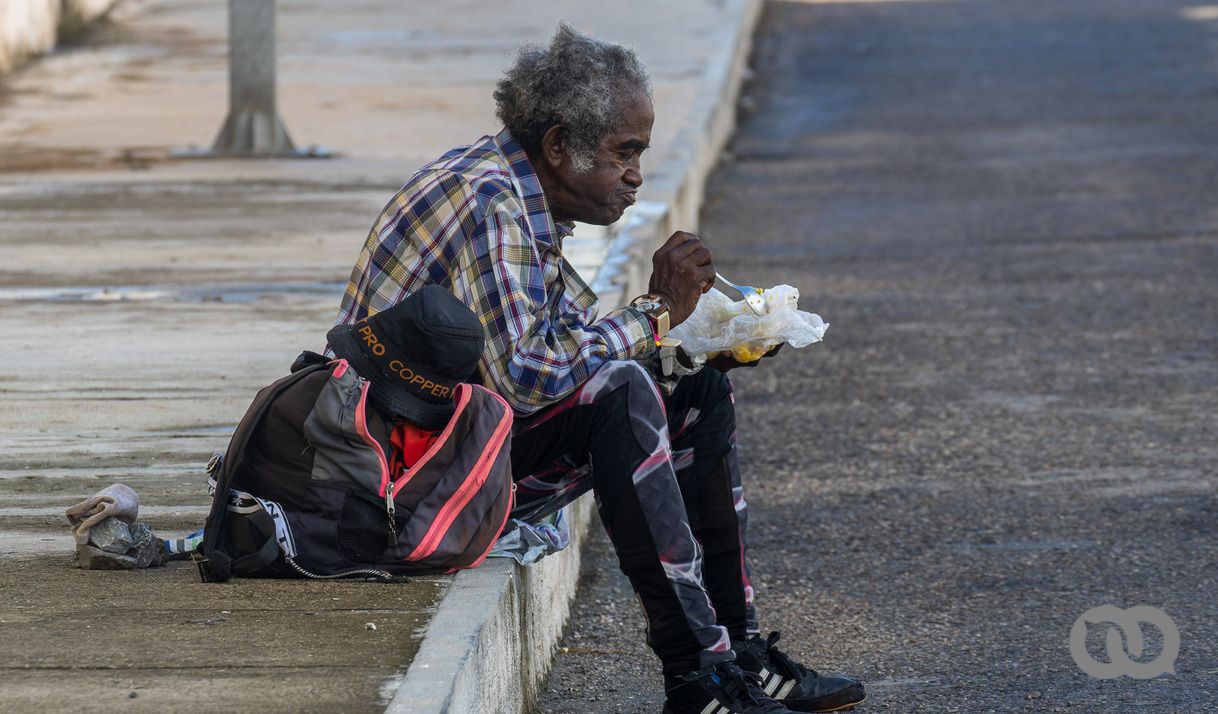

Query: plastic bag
(668, 285), (827, 362)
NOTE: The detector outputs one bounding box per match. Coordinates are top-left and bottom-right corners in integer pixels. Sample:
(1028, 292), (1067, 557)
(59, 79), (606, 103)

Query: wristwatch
(631, 294), (671, 342)
(631, 294), (682, 375)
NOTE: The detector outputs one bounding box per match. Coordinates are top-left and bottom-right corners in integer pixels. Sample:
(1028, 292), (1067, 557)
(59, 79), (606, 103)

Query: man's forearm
(481, 307), (654, 414)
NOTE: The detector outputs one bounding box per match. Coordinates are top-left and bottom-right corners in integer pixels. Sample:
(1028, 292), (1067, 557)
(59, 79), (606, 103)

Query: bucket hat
(326, 285), (485, 430)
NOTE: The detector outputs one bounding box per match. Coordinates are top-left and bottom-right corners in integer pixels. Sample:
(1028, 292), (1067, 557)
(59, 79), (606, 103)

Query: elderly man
(335, 25), (865, 714)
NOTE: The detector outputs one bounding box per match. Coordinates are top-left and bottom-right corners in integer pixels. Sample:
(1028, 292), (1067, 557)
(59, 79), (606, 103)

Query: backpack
(196, 352), (514, 582)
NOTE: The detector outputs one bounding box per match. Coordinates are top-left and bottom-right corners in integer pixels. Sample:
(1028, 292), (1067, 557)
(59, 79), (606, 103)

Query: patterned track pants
(509, 361), (759, 675)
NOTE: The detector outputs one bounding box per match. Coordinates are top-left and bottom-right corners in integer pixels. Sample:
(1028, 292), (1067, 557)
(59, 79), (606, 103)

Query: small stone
(365, 622), (377, 631)
(128, 692), (138, 699)
(1026, 691), (1042, 700)
(189, 616), (226, 626)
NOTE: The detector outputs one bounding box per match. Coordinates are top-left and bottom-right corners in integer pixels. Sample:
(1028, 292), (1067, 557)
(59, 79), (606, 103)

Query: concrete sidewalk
(0, 0), (758, 710)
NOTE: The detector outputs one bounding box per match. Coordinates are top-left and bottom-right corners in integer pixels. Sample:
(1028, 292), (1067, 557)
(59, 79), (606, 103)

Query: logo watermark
(1069, 605), (1179, 679)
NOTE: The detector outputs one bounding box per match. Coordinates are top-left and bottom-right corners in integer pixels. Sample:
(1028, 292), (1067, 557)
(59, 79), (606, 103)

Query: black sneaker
(731, 632), (866, 712)
(663, 661), (799, 714)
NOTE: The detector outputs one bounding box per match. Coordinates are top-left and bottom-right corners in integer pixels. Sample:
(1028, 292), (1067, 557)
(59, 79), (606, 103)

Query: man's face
(552, 92), (653, 226)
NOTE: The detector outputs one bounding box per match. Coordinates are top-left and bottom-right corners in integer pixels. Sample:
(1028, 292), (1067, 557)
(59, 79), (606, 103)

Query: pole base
(170, 144), (334, 160)
(193, 108), (324, 157)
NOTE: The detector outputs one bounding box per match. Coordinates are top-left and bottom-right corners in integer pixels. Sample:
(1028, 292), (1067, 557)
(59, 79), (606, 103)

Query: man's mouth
(620, 191), (637, 206)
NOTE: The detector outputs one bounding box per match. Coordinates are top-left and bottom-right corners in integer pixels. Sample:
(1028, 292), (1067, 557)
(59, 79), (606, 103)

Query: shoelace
(717, 662), (795, 712)
(762, 631), (820, 681)
(717, 663), (767, 706)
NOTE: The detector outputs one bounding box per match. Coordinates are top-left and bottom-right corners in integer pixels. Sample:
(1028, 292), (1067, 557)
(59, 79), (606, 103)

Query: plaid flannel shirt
(334, 129), (655, 415)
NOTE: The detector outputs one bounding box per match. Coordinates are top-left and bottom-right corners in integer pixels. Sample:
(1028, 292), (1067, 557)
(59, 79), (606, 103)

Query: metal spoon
(715, 272), (767, 315)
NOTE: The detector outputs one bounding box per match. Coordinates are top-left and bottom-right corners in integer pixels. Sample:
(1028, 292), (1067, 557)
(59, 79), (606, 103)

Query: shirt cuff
(599, 306), (658, 360)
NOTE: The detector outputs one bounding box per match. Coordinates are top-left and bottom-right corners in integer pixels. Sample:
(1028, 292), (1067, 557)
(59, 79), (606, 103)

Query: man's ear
(540, 125), (569, 170)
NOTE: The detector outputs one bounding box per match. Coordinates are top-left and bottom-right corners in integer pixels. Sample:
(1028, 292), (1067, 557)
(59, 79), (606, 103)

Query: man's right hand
(648, 231), (715, 327)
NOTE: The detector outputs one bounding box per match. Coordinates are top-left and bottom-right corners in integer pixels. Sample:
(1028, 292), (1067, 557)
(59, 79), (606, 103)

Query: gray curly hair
(495, 24), (652, 173)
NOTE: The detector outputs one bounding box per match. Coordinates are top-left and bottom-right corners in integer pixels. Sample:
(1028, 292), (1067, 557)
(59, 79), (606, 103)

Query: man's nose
(624, 165), (643, 189)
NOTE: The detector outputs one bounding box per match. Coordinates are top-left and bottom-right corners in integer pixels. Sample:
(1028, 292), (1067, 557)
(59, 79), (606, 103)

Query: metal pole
(210, 0), (296, 155)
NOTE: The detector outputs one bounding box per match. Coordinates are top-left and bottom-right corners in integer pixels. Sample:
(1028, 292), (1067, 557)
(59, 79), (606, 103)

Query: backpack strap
(225, 506), (282, 576)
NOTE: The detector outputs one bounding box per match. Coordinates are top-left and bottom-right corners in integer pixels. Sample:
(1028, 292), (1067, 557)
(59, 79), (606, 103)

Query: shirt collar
(493, 128), (569, 252)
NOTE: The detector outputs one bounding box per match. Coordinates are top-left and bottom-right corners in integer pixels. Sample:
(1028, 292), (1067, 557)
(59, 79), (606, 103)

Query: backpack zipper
(350, 377), (395, 548)
(384, 488), (396, 548)
(383, 386), (472, 546)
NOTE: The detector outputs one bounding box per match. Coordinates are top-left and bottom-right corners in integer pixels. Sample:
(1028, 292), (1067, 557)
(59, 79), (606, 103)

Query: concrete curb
(387, 497), (594, 714)
(388, 2), (762, 712)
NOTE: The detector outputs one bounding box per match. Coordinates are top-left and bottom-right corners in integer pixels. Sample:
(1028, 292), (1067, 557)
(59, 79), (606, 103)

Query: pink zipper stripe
(353, 379), (390, 496)
(405, 389), (513, 562)
(391, 384), (473, 498)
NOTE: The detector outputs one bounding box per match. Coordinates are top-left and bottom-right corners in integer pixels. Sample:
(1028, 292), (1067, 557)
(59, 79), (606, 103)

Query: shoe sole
(661, 697), (866, 714)
(808, 694), (866, 713)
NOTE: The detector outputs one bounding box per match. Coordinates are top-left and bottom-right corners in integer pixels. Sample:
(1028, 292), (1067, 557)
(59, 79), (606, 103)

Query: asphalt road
(538, 0), (1218, 711)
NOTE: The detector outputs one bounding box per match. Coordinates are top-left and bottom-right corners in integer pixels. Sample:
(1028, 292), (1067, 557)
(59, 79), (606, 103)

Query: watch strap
(631, 294), (671, 342)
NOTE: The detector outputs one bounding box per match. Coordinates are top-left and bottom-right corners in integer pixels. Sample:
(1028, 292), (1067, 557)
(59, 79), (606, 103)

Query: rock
(365, 622), (377, 631)
(76, 544), (138, 570)
(128, 522), (168, 568)
(75, 521), (168, 569)
(88, 517), (133, 554)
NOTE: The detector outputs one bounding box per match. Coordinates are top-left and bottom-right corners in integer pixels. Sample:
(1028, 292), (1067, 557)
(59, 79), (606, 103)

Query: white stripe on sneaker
(698, 699), (720, 714)
(775, 679), (797, 700)
(764, 674), (782, 696)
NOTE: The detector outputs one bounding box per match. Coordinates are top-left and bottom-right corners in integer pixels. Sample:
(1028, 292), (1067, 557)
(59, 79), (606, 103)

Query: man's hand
(705, 344), (784, 372)
(648, 231), (715, 327)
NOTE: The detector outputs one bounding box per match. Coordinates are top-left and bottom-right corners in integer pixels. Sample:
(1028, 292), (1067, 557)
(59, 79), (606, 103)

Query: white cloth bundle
(64, 483), (139, 545)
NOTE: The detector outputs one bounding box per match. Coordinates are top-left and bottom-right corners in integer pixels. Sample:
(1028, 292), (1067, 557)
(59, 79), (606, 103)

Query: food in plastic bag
(730, 341), (772, 363)
(668, 285), (827, 363)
